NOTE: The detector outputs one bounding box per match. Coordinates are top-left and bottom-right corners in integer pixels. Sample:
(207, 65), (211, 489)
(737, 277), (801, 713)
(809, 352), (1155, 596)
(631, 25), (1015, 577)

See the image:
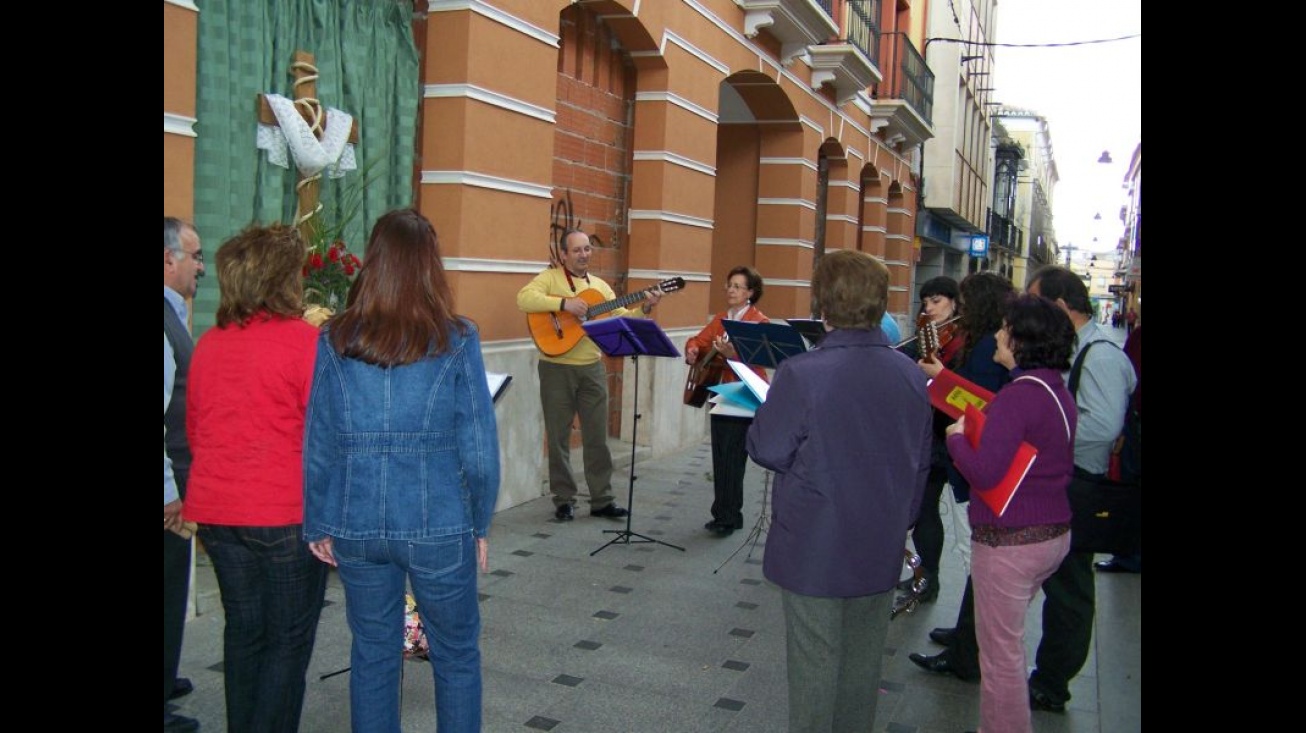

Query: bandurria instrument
(683, 345), (725, 407)
(914, 313), (961, 363)
(527, 277), (685, 357)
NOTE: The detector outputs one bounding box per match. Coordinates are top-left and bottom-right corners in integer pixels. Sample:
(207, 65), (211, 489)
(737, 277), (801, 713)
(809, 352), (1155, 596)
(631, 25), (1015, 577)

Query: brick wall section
(554, 6), (637, 441)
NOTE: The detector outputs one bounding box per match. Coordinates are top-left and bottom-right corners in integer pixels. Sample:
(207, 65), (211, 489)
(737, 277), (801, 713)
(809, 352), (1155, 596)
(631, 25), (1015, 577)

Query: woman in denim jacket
(303, 209), (500, 733)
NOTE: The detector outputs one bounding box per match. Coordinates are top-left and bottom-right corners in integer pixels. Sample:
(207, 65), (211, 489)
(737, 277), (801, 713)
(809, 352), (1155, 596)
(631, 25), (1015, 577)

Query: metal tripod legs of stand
(714, 470), (772, 573)
(591, 355), (686, 556)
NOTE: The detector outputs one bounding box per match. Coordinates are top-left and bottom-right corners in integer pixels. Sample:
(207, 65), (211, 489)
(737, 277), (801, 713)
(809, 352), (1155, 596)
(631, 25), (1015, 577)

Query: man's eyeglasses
(175, 248), (204, 264)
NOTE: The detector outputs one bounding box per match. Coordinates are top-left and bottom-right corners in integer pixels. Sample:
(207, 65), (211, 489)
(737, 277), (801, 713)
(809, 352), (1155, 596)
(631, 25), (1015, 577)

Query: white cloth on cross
(256, 93), (357, 178)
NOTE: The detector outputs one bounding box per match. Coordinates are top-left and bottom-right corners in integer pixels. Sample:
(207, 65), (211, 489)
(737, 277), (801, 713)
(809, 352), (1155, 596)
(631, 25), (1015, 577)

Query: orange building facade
(163, 0), (933, 510)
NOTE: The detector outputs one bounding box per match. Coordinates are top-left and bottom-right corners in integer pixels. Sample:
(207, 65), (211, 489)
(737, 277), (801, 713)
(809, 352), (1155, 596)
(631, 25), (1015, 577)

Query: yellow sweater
(516, 267), (647, 365)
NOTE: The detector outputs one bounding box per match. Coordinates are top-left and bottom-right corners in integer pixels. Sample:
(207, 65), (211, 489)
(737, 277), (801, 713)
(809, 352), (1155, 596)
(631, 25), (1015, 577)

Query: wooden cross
(257, 50), (360, 244)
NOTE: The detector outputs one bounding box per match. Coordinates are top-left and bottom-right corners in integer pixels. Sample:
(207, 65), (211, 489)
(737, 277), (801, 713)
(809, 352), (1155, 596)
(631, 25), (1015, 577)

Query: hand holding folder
(960, 404), (1038, 518)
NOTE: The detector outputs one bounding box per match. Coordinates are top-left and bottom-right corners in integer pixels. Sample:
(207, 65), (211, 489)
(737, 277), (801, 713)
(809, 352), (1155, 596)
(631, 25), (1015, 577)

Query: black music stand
(783, 318), (828, 348)
(710, 323), (806, 572)
(720, 320), (809, 369)
(582, 317), (686, 555)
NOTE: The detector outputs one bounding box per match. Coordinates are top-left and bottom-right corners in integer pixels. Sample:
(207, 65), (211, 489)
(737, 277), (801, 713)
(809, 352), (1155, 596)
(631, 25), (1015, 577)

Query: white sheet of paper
(726, 359), (769, 404)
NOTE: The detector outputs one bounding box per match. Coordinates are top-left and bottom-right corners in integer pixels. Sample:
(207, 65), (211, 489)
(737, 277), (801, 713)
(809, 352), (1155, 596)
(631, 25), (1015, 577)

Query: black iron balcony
(845, 0), (880, 66)
(987, 209), (1022, 254)
(875, 31), (933, 126)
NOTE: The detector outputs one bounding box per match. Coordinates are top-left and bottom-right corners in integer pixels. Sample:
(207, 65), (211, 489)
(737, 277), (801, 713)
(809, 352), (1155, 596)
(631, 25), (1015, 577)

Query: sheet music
(726, 359), (769, 404)
(486, 371), (512, 403)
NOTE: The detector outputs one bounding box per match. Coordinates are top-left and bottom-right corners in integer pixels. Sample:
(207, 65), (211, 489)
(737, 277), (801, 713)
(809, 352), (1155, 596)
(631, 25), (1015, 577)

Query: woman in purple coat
(746, 250), (933, 732)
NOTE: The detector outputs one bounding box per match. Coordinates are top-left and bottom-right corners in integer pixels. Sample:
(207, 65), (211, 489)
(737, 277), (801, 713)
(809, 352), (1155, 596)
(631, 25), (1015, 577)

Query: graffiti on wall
(549, 189), (605, 268)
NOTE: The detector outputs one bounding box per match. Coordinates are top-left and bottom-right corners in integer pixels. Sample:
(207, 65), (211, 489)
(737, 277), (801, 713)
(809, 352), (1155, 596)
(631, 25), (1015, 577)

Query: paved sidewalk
(173, 438), (1140, 732)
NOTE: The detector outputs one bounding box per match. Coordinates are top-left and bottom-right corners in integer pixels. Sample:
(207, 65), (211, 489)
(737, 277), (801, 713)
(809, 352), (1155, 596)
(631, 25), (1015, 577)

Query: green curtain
(191, 0), (419, 337)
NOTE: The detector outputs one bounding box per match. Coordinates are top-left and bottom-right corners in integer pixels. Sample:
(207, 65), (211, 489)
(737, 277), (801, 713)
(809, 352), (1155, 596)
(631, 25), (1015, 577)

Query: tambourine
(891, 549), (930, 620)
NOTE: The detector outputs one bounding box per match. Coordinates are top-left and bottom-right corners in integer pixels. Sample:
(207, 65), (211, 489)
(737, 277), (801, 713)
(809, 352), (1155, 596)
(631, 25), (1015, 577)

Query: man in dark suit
(163, 217), (204, 733)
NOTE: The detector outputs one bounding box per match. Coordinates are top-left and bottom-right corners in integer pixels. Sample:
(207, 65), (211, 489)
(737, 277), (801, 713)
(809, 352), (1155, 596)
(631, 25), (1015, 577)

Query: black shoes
(929, 627), (957, 647)
(1029, 686), (1067, 713)
(907, 652), (979, 682)
(1094, 558), (1141, 574)
(168, 677), (194, 701)
(590, 503), (630, 519)
(556, 503), (629, 519)
(164, 712), (200, 733)
(704, 520), (734, 536)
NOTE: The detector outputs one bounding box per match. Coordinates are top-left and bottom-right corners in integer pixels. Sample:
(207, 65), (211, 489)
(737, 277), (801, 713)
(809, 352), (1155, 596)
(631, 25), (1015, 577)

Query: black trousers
(164, 468), (190, 711)
(163, 527), (191, 709)
(908, 440), (950, 580)
(709, 415), (752, 527)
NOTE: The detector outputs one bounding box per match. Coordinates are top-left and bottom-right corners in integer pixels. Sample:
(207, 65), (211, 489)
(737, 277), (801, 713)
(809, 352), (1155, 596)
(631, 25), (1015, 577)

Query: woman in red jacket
(684, 265), (767, 535)
(185, 223), (327, 733)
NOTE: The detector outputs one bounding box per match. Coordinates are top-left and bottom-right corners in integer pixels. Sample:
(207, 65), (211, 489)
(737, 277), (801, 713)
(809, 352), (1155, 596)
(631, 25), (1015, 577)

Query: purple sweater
(946, 368), (1077, 529)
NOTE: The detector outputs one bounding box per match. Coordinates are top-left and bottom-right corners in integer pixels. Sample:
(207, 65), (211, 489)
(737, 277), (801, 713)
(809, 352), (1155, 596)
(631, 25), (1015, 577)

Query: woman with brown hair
(683, 265), (767, 535)
(184, 222), (327, 733)
(303, 208), (500, 733)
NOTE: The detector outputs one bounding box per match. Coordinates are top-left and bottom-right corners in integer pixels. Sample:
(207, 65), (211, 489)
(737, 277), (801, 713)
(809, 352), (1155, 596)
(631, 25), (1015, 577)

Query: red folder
(962, 404), (1038, 517)
(928, 369), (995, 420)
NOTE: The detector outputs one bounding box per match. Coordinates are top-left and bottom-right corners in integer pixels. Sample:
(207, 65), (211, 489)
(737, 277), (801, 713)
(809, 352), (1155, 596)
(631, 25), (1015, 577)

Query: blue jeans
(333, 533), (482, 733)
(199, 524), (327, 733)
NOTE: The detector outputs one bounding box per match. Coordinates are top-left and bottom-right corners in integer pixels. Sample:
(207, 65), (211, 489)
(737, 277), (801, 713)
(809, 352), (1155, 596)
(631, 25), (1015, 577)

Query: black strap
(1067, 339), (1119, 399)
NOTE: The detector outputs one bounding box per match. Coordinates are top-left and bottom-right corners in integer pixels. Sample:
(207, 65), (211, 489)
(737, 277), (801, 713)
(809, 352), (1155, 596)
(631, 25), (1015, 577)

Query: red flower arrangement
(303, 238), (362, 312)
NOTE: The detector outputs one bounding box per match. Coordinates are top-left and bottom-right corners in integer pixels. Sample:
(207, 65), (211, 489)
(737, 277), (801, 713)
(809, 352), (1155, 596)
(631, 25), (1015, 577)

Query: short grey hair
(164, 217), (195, 253)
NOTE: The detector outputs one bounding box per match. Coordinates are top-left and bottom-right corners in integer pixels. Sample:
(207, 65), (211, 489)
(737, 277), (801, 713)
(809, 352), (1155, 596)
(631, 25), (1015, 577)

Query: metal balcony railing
(987, 209), (1022, 254)
(845, 0), (880, 68)
(874, 31), (933, 126)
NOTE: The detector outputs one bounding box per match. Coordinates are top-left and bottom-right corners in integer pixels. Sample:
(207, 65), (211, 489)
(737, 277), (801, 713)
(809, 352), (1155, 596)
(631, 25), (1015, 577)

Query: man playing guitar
(516, 229), (664, 521)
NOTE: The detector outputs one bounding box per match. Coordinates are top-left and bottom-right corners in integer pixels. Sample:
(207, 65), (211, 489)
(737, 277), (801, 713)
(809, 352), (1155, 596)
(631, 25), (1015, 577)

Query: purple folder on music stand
(581, 317), (681, 359)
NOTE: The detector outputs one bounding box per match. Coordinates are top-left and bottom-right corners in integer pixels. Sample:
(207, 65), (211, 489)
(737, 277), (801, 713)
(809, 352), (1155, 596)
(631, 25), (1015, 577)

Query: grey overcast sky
(993, 0), (1141, 259)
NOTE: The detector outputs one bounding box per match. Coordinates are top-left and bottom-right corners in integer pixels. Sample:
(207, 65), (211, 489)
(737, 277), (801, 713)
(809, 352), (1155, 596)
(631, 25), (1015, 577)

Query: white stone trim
(886, 233), (913, 242)
(424, 83), (555, 124)
(441, 257), (550, 274)
(863, 196), (888, 204)
(164, 0), (198, 11)
(634, 91), (718, 124)
(887, 207), (914, 217)
(760, 157), (818, 172)
(799, 114), (824, 136)
(661, 29), (730, 75)
(628, 210), (715, 229)
(848, 147), (864, 161)
(767, 278), (813, 289)
(677, 0), (911, 175)
(758, 197), (816, 210)
(826, 214), (859, 225)
(632, 150), (716, 177)
(629, 268), (711, 283)
(831, 180), (859, 190)
(756, 238), (814, 250)
(862, 225), (888, 233)
(480, 336), (539, 354)
(427, 0), (559, 48)
(164, 112), (198, 138)
(420, 170), (553, 199)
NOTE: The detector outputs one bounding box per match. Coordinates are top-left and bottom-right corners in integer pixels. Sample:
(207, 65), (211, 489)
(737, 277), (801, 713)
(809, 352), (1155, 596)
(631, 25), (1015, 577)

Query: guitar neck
(588, 289), (649, 318)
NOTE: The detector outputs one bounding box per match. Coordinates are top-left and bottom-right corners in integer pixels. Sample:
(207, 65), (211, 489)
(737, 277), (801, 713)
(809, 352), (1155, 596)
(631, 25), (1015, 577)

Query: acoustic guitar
(527, 277), (685, 357)
(683, 345), (724, 408)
